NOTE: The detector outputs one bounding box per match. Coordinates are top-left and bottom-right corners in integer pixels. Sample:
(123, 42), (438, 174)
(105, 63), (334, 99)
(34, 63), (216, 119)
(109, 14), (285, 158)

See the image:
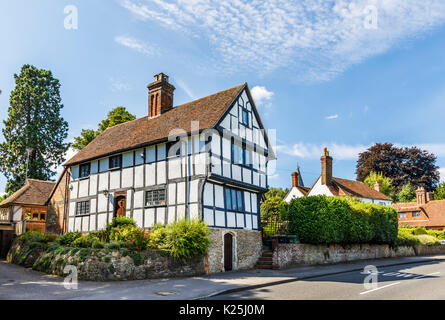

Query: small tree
(364, 171), (396, 200)
(264, 187), (289, 199)
(72, 106), (136, 150)
(397, 183), (417, 203)
(434, 182), (445, 200)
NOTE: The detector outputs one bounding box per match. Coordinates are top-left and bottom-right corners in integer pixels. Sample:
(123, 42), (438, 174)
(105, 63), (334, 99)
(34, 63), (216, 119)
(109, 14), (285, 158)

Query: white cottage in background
(283, 166), (310, 203)
(307, 148), (392, 206)
(63, 73), (274, 273)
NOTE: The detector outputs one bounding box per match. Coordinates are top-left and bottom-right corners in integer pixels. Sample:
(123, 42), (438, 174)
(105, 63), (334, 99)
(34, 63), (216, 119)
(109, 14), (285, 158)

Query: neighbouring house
(62, 73), (274, 273)
(283, 166), (310, 203)
(307, 148), (392, 206)
(0, 179), (55, 257)
(394, 187), (445, 230)
(46, 168), (71, 234)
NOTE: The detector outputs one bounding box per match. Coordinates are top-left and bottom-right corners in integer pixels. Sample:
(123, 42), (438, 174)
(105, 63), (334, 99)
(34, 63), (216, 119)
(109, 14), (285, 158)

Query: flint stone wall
(273, 243), (445, 269)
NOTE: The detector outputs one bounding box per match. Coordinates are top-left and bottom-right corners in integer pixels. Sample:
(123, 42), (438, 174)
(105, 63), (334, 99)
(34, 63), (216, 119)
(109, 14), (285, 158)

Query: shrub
(107, 217), (136, 231)
(396, 228), (422, 247)
(162, 219), (211, 261)
(413, 227), (428, 235)
(260, 196), (287, 221)
(416, 234), (440, 246)
(105, 241), (122, 250)
(72, 236), (94, 248)
(146, 227), (167, 249)
(92, 240), (105, 249)
(109, 225), (148, 251)
(42, 234), (58, 243)
(56, 232), (82, 246)
(20, 232), (44, 243)
(286, 196), (398, 245)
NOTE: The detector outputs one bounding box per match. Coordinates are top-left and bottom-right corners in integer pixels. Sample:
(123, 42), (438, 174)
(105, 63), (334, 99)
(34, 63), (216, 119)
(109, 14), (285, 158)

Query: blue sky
(1, 0), (445, 192)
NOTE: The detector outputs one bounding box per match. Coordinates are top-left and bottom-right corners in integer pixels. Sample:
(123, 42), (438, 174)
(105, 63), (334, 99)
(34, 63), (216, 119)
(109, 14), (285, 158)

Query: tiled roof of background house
(393, 200), (445, 228)
(0, 179), (56, 207)
(331, 177), (392, 201)
(65, 83), (247, 166)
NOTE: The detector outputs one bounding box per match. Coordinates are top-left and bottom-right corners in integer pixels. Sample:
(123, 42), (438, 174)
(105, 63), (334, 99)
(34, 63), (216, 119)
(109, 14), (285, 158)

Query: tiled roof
(394, 200), (445, 228)
(331, 177), (392, 201)
(296, 186), (310, 196)
(65, 83), (246, 166)
(0, 179), (56, 207)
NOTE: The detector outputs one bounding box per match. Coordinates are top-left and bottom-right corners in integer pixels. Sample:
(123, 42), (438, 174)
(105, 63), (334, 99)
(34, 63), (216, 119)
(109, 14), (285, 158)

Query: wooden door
(224, 233), (233, 271)
(114, 196), (126, 218)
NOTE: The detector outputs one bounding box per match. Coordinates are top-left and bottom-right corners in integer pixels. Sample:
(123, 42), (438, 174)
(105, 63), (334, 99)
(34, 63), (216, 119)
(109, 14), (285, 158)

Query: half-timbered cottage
(63, 73), (274, 272)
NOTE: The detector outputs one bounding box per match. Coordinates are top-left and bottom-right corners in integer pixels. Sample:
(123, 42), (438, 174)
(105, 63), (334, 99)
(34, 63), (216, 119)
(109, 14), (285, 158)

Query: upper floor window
(79, 163), (90, 178)
(225, 187), (244, 212)
(242, 109), (249, 126)
(109, 155), (122, 170)
(76, 201), (90, 216)
(412, 211), (421, 218)
(399, 213), (407, 219)
(231, 140), (253, 168)
(145, 189), (166, 207)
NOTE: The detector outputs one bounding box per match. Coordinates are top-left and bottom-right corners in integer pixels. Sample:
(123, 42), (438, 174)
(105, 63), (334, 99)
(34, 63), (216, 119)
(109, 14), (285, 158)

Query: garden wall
(7, 238), (206, 281)
(273, 243), (445, 269)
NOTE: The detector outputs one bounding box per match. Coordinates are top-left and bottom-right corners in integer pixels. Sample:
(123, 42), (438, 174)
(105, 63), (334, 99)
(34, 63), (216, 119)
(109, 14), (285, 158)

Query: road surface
(209, 259), (445, 300)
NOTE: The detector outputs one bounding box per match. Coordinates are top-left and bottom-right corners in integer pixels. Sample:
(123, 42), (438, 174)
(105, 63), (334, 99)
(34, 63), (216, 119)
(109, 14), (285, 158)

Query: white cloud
(325, 114), (339, 120)
(109, 77), (131, 92)
(119, 0), (445, 81)
(115, 35), (159, 56)
(439, 168), (445, 182)
(174, 78), (196, 100)
(251, 86), (274, 107)
(278, 142), (368, 160)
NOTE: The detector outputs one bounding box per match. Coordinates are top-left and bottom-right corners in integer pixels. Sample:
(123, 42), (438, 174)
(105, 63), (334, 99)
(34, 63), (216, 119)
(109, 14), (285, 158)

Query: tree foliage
(397, 183), (417, 203)
(72, 106), (136, 150)
(260, 196), (287, 220)
(356, 143), (439, 191)
(0, 65), (69, 195)
(364, 171), (396, 200)
(264, 187), (289, 199)
(434, 182), (445, 200)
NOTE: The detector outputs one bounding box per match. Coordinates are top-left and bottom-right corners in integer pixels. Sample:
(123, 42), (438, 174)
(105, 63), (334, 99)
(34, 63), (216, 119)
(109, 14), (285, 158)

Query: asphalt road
(210, 260), (445, 300)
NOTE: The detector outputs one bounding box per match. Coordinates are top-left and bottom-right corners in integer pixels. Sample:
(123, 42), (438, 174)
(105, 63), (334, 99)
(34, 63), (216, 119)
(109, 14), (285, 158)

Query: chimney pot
(147, 72), (175, 117)
(416, 186), (427, 205)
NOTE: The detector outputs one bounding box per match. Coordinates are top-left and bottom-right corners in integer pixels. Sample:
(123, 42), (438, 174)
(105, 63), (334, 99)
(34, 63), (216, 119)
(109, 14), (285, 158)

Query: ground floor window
(76, 201), (90, 216)
(24, 207), (47, 222)
(145, 189), (166, 207)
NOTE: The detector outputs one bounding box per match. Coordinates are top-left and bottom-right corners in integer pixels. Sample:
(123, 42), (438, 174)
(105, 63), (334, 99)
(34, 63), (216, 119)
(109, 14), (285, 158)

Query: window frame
(145, 189), (166, 207)
(241, 108), (249, 126)
(399, 213), (407, 219)
(79, 163), (91, 178)
(75, 201), (90, 216)
(24, 207), (47, 222)
(224, 187), (245, 212)
(109, 155), (122, 170)
(412, 211), (421, 218)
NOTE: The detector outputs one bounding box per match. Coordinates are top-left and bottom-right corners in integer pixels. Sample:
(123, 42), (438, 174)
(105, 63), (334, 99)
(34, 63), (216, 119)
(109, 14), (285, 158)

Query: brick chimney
(426, 192), (434, 203)
(321, 147), (333, 186)
(291, 171), (300, 188)
(416, 186), (427, 205)
(147, 73), (175, 117)
(374, 182), (381, 193)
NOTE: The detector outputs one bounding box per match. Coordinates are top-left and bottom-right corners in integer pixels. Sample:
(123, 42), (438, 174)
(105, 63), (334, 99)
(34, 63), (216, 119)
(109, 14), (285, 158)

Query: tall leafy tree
(434, 182), (445, 200)
(72, 106), (136, 150)
(0, 65), (69, 195)
(265, 187), (290, 199)
(363, 171), (396, 200)
(397, 183), (417, 203)
(356, 143), (439, 191)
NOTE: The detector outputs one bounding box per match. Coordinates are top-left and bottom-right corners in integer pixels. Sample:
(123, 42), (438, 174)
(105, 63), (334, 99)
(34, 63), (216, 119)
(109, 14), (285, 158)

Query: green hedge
(286, 196), (398, 245)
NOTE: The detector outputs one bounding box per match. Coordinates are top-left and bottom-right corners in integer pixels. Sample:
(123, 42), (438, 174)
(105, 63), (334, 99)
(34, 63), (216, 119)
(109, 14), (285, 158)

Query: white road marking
(413, 272), (440, 279)
(360, 282), (401, 295)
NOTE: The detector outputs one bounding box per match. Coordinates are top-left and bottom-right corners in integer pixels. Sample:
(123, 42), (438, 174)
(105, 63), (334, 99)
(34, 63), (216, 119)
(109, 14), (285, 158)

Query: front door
(114, 196), (127, 218)
(224, 233), (233, 271)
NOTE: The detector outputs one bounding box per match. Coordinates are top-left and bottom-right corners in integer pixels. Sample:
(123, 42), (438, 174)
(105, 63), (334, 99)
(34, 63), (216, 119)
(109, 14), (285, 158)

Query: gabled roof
(331, 177), (392, 201)
(0, 179), (56, 207)
(393, 200), (445, 228)
(65, 83), (248, 166)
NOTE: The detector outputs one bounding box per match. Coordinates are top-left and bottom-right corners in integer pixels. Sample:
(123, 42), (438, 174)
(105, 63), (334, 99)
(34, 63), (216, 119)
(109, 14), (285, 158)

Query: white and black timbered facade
(65, 73), (273, 236)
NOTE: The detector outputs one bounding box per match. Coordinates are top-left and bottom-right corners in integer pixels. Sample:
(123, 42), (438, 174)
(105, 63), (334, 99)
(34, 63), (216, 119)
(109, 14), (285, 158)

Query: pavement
(1, 255), (445, 300)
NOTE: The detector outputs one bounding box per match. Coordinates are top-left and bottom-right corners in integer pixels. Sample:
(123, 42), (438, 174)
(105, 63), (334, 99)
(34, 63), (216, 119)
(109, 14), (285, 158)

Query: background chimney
(291, 171), (299, 188)
(321, 147), (333, 186)
(416, 186), (427, 205)
(374, 182), (381, 193)
(426, 192), (434, 203)
(147, 73), (175, 117)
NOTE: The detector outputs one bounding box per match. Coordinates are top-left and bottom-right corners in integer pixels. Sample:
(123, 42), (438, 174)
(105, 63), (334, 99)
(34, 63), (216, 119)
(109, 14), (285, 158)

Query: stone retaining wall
(273, 243), (445, 269)
(7, 238), (205, 281)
